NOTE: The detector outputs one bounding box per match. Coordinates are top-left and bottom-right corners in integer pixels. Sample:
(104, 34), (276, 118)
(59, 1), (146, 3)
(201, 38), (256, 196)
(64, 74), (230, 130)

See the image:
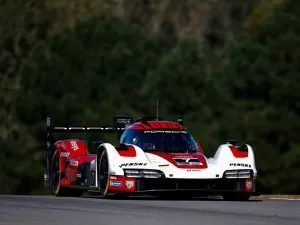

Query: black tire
(98, 150), (110, 198)
(50, 150), (83, 197)
(222, 193), (250, 201)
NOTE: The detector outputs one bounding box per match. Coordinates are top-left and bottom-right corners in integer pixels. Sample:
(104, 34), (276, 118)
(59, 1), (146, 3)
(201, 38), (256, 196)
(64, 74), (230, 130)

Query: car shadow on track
(83, 194), (262, 202)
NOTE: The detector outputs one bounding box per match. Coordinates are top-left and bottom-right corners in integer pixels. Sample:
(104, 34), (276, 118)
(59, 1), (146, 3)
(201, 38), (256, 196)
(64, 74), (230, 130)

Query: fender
(54, 139), (88, 157)
(54, 139), (88, 172)
(96, 143), (150, 179)
(213, 144), (256, 170)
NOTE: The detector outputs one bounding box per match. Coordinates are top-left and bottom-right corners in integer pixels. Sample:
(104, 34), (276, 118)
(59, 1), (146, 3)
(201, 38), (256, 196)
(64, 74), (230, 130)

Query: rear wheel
(98, 150), (110, 198)
(50, 150), (83, 197)
(222, 193), (250, 201)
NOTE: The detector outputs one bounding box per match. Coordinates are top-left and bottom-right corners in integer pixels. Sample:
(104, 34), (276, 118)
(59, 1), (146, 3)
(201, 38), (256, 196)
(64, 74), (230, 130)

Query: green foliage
(223, 0), (300, 193)
(0, 131), (43, 194)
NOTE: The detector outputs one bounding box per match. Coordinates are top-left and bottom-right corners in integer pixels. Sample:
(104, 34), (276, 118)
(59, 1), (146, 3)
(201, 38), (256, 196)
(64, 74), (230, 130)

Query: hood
(145, 152), (208, 169)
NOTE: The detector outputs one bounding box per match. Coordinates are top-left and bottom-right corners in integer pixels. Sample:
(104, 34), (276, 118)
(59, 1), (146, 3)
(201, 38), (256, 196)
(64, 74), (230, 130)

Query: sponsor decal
(125, 181), (134, 189)
(174, 158), (203, 166)
(246, 180), (253, 189)
(70, 141), (79, 151)
(187, 169), (202, 172)
(169, 154), (195, 158)
(116, 118), (131, 124)
(60, 152), (70, 158)
(110, 181), (122, 187)
(119, 163), (147, 167)
(70, 161), (78, 166)
(229, 163), (251, 168)
(144, 130), (187, 134)
(159, 164), (169, 168)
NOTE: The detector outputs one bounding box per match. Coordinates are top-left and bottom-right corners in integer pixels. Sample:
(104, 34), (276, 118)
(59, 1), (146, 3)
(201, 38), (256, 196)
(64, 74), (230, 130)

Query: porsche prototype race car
(44, 115), (259, 200)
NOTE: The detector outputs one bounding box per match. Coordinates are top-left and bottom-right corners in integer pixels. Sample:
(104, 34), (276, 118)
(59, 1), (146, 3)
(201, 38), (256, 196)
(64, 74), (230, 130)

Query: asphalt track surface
(0, 195), (299, 225)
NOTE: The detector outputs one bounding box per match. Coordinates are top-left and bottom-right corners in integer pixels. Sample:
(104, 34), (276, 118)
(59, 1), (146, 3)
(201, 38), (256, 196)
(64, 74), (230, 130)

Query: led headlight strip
(123, 169), (165, 178)
(223, 169), (254, 179)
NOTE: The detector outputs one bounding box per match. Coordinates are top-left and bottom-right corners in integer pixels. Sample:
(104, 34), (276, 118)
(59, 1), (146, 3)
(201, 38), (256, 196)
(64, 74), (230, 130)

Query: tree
(223, 0), (300, 193)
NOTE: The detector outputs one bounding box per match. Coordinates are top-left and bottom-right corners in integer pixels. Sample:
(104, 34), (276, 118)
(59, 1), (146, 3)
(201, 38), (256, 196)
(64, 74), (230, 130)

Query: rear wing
(46, 115), (133, 145)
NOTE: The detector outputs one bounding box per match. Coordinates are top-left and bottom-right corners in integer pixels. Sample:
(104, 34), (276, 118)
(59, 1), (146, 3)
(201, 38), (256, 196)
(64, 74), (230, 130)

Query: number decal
(70, 141), (79, 151)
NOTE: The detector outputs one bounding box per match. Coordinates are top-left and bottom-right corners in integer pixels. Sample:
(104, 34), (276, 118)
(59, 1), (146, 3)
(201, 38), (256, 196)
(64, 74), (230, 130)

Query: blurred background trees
(0, 0), (299, 194)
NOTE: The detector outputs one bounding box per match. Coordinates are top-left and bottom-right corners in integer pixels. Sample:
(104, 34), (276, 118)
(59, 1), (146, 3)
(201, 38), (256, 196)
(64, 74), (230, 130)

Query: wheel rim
(99, 153), (108, 191)
(51, 154), (60, 191)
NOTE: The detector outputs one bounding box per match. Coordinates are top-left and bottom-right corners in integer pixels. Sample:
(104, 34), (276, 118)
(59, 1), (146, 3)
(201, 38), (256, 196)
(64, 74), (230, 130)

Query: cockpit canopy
(120, 128), (198, 153)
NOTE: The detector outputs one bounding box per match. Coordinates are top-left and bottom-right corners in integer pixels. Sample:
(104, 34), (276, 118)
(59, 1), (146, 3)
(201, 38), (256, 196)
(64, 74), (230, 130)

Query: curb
(252, 195), (300, 200)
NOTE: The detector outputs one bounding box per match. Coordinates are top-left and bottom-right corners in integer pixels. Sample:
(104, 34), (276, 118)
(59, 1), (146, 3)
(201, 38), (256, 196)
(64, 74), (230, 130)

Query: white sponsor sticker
(70, 161), (78, 166)
(60, 152), (70, 158)
(125, 181), (134, 188)
(119, 163), (147, 167)
(144, 130), (187, 134)
(70, 141), (79, 151)
(246, 180), (253, 189)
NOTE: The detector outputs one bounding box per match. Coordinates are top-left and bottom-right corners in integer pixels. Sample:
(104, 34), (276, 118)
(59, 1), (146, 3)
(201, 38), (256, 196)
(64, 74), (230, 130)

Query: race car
(44, 115), (259, 200)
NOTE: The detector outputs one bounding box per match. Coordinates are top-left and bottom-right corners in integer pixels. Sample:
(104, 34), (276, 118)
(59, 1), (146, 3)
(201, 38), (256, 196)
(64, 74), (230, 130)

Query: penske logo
(229, 163), (251, 168)
(119, 163), (147, 167)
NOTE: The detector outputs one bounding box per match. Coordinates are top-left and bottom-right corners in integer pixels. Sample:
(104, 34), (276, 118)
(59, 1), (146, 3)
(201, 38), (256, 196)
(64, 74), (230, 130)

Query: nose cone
(146, 152), (208, 169)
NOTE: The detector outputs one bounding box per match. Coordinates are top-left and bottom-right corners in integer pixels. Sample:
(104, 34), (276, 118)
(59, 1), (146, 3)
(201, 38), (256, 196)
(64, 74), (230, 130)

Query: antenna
(156, 98), (159, 120)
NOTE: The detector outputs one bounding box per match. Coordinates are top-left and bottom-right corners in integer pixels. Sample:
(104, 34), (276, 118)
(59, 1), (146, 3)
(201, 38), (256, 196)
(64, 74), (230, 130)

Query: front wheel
(222, 193), (250, 201)
(98, 150), (110, 198)
(50, 150), (83, 197)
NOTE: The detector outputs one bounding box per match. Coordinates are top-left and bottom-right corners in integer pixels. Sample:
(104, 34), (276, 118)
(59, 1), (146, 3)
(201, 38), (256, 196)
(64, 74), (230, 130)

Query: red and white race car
(44, 115), (259, 200)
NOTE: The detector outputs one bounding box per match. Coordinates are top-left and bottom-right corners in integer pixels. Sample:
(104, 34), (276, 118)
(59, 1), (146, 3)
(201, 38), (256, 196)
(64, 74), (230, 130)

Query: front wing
(106, 175), (259, 197)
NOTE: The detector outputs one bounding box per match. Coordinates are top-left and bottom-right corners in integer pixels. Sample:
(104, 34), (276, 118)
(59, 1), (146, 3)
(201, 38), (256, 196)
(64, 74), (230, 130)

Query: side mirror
(225, 140), (238, 145)
(196, 142), (203, 154)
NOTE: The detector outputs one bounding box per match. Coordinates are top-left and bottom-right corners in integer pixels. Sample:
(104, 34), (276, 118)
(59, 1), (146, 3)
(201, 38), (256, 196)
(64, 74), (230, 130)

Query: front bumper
(107, 176), (260, 196)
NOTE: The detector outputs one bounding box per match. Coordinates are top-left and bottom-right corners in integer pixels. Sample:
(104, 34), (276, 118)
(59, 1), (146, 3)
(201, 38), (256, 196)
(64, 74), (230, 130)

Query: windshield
(120, 129), (198, 153)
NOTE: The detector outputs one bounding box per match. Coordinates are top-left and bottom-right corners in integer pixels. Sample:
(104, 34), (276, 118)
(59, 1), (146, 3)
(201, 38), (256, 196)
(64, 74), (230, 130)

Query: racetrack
(0, 195), (299, 225)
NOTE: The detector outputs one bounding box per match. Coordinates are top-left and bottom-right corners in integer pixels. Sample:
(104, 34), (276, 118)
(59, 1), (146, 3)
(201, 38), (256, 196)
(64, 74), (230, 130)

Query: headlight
(123, 169), (164, 178)
(223, 169), (253, 179)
